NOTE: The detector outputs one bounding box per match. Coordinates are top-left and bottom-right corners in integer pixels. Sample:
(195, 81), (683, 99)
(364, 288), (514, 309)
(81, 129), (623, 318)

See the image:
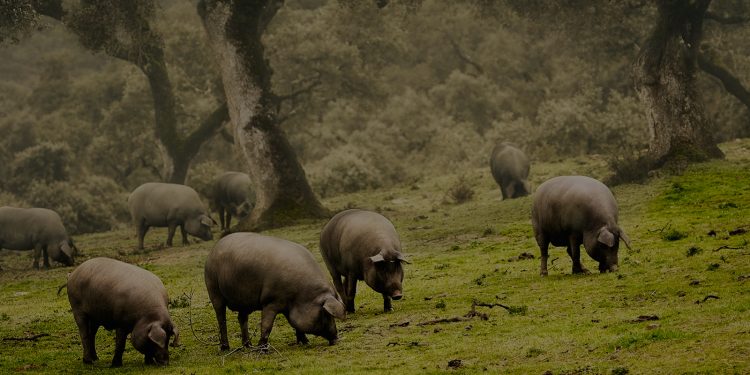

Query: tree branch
(698, 52), (750, 111)
(705, 11), (749, 24)
(183, 102), (230, 157)
(258, 0), (284, 35)
(447, 36), (484, 75)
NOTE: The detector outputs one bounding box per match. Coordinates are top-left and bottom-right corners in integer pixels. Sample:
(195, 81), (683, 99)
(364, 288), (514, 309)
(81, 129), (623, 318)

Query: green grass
(2, 139), (750, 374)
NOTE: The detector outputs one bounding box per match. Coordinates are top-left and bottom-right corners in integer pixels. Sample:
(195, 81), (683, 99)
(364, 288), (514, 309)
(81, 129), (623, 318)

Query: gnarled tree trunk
(199, 0), (328, 232)
(633, 0), (724, 169)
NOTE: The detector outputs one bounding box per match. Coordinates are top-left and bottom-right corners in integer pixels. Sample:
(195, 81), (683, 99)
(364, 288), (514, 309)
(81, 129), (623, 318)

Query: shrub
(8, 142), (72, 194)
(446, 175), (475, 204)
(309, 146), (383, 198)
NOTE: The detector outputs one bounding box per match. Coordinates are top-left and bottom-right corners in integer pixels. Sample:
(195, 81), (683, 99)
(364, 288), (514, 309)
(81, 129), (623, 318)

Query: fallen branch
(648, 221), (672, 233)
(473, 299), (528, 316)
(713, 245), (743, 252)
(3, 333), (49, 341)
(701, 295), (720, 303)
(416, 316), (472, 326)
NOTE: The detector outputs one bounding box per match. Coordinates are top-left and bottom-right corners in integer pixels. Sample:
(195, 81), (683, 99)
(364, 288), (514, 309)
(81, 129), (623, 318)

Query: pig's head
(48, 239), (75, 266)
(132, 320), (179, 366)
(507, 180), (531, 199)
(289, 293), (345, 345)
(585, 226), (632, 273)
(234, 200), (253, 219)
(184, 214), (215, 241)
(363, 250), (408, 300)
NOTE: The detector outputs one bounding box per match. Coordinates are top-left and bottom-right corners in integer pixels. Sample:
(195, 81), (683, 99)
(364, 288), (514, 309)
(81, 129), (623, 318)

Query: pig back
(0, 207), (67, 250)
(532, 176), (618, 237)
(129, 183), (207, 225)
(320, 209), (401, 277)
(67, 257), (168, 329)
(490, 143), (529, 182)
(214, 172), (252, 205)
(205, 233), (330, 311)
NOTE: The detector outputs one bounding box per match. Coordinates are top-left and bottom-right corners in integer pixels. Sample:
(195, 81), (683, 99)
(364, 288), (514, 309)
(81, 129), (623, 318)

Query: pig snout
(599, 263), (618, 273)
(328, 336), (339, 346)
(391, 290), (403, 300)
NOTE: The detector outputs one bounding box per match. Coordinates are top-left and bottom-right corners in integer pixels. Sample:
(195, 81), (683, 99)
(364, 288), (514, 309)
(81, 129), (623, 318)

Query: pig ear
(619, 228), (633, 250)
(59, 241), (73, 257)
(170, 326), (181, 348)
(396, 253), (410, 264)
(597, 227), (615, 247)
(369, 254), (385, 263)
(200, 215), (215, 227)
(148, 324), (167, 349)
(322, 295), (346, 320)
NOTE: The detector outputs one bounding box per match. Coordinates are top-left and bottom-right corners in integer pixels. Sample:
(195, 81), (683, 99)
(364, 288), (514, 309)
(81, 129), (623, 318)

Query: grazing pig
(204, 233), (346, 350)
(128, 182), (214, 250)
(0, 206), (76, 269)
(319, 209), (408, 313)
(490, 142), (531, 199)
(531, 176), (632, 276)
(209, 172), (255, 231)
(66, 257), (179, 367)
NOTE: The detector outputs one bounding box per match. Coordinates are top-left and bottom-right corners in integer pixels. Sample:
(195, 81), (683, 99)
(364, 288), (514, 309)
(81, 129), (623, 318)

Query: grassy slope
(1, 140), (749, 374)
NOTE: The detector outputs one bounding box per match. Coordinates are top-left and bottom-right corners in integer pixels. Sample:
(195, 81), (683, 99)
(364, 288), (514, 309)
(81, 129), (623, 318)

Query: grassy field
(1, 139), (749, 374)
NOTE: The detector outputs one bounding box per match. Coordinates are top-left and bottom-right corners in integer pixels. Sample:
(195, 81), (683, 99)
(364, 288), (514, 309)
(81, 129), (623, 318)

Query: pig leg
(74, 314), (98, 364)
(569, 235), (589, 274)
(180, 225), (189, 245)
(329, 271), (346, 310)
(383, 294), (393, 312)
(238, 311), (251, 347)
(137, 222), (149, 250)
(166, 223), (177, 247)
(294, 329), (309, 345)
(344, 275), (357, 313)
(536, 234), (549, 276)
(42, 245), (51, 269)
(218, 206), (226, 231)
(211, 299), (230, 351)
(111, 328), (128, 367)
(32, 243), (43, 269)
(257, 307), (278, 350)
(226, 212), (233, 229)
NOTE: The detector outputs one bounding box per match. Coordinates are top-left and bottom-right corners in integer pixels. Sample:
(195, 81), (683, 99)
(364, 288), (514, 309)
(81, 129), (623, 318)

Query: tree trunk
(199, 0), (328, 232)
(633, 0), (724, 169)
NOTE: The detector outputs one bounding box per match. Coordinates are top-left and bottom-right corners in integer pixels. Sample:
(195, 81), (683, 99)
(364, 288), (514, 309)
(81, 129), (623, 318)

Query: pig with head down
(66, 257), (180, 367)
(490, 142), (531, 200)
(320, 209), (408, 313)
(0, 206), (76, 269)
(128, 182), (214, 250)
(532, 176), (632, 276)
(209, 172), (255, 232)
(204, 232), (346, 350)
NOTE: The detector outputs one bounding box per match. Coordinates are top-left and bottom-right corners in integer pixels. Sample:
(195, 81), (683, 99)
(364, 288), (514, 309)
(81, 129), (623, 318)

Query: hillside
(1, 139), (749, 374)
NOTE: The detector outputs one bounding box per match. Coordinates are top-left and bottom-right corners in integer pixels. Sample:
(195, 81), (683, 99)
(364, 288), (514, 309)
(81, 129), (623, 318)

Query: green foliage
(8, 142), (72, 191)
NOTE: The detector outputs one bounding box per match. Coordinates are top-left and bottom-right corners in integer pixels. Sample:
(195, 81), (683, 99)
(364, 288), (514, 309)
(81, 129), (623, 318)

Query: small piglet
(532, 176), (631, 275)
(204, 233), (345, 350)
(128, 182), (214, 249)
(0, 206), (76, 269)
(66, 257), (179, 367)
(320, 209), (408, 313)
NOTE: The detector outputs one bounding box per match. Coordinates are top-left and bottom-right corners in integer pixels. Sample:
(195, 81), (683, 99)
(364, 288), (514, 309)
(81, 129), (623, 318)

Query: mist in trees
(1, 0), (748, 234)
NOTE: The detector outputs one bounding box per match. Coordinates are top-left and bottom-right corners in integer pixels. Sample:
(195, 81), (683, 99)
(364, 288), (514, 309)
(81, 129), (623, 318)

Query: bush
(309, 146), (383, 198)
(23, 177), (127, 235)
(446, 175), (475, 204)
(8, 142), (72, 194)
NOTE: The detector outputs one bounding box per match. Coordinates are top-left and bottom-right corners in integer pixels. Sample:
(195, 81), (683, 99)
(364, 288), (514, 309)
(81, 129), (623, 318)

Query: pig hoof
(110, 361), (123, 368)
(219, 344), (230, 352)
